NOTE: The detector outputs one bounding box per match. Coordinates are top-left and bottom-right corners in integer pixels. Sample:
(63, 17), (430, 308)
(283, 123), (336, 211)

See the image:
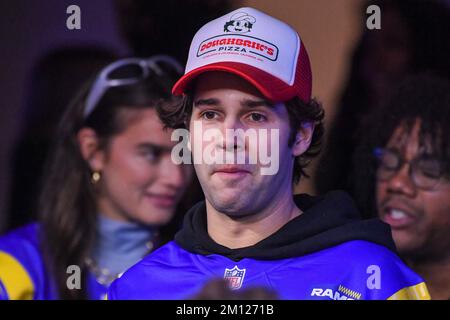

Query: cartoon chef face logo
(224, 11), (256, 33)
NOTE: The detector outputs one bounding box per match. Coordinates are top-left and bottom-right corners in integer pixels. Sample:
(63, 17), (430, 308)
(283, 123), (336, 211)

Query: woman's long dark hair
(38, 59), (182, 299)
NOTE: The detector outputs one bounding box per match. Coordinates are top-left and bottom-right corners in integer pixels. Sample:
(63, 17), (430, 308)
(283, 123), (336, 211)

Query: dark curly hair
(157, 89), (324, 184)
(316, 0), (450, 195)
(351, 74), (450, 218)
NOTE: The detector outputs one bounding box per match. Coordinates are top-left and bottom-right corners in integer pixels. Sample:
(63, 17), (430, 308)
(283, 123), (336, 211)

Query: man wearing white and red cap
(108, 7), (429, 300)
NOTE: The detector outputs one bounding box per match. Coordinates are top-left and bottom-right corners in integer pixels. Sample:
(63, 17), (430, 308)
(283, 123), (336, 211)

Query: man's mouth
(381, 205), (418, 229)
(212, 166), (251, 179)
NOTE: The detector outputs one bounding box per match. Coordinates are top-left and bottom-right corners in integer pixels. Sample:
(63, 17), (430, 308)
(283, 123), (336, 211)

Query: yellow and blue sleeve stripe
(0, 251), (35, 300)
(387, 282), (430, 300)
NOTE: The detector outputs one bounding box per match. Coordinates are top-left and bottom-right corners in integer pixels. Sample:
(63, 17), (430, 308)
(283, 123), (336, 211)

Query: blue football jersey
(0, 224), (107, 300)
(108, 192), (430, 300)
(108, 240), (428, 300)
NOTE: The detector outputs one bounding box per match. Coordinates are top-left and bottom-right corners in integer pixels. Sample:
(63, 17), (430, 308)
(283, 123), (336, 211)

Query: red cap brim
(172, 61), (298, 102)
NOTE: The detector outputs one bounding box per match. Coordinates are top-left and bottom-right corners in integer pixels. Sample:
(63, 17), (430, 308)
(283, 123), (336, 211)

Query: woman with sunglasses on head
(0, 56), (194, 299)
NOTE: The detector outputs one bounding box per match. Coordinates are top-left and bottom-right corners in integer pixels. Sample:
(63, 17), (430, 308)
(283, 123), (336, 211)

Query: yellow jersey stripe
(338, 285), (362, 299)
(0, 251), (34, 300)
(387, 282), (430, 300)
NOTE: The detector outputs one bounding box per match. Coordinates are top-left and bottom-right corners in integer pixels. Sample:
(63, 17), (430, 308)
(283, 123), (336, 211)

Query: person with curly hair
(108, 7), (429, 300)
(352, 74), (450, 299)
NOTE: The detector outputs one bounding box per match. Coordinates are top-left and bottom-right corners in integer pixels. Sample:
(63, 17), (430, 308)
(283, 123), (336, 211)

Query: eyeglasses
(373, 147), (445, 190)
(84, 55), (184, 118)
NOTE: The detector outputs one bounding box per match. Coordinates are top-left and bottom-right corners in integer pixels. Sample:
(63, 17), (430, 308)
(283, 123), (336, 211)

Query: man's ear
(292, 122), (315, 157)
(77, 128), (105, 171)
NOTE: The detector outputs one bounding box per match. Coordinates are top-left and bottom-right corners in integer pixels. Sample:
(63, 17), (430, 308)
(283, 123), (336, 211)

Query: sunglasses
(84, 55), (183, 118)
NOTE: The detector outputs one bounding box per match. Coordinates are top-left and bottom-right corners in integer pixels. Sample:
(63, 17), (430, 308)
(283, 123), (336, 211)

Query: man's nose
(219, 117), (245, 150)
(222, 116), (244, 131)
(385, 163), (417, 197)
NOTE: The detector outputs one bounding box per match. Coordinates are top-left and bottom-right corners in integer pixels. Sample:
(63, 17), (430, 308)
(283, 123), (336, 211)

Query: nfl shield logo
(223, 266), (246, 290)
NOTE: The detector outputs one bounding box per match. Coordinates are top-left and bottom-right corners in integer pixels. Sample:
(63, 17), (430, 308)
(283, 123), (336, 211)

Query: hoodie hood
(175, 191), (396, 261)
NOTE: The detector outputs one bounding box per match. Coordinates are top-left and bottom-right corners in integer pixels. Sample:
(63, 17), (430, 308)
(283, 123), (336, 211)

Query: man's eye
(418, 159), (442, 178)
(379, 150), (400, 170)
(141, 147), (161, 162)
(201, 111), (218, 120)
(248, 113), (267, 122)
(144, 150), (157, 162)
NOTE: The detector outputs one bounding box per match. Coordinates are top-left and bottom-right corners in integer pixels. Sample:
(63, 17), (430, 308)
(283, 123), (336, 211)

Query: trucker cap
(172, 7), (312, 103)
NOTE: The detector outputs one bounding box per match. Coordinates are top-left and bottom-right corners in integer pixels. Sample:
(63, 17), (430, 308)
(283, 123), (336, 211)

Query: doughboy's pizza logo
(224, 11), (256, 33)
(197, 35), (278, 61)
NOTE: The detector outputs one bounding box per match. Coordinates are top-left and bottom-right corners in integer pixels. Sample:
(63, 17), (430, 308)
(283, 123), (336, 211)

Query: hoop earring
(91, 171), (101, 184)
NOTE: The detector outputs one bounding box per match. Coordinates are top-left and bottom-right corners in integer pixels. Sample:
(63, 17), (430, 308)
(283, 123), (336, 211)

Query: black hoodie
(175, 190), (396, 261)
